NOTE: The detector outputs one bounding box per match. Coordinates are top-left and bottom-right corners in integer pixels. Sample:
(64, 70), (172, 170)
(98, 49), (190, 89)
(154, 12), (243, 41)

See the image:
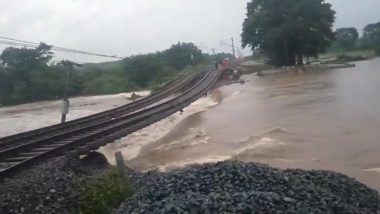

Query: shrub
(75, 169), (132, 214)
(335, 54), (367, 62)
(375, 48), (380, 56)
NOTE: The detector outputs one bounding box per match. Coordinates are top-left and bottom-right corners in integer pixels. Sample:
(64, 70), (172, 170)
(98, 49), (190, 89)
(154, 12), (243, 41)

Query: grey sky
(0, 0), (379, 63)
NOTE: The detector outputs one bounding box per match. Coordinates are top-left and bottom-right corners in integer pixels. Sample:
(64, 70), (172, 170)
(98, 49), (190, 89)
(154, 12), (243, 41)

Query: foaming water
(99, 94), (219, 164)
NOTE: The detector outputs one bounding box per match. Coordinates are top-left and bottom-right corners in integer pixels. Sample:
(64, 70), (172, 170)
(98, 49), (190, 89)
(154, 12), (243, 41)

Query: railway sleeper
(49, 141), (70, 145)
(96, 139), (108, 147)
(65, 136), (86, 141)
(4, 156), (30, 162)
(91, 138), (107, 146)
(106, 134), (120, 142)
(87, 142), (102, 151)
(76, 146), (90, 155)
(0, 162), (19, 168)
(113, 131), (126, 139)
(30, 147), (52, 152)
(17, 151), (43, 157)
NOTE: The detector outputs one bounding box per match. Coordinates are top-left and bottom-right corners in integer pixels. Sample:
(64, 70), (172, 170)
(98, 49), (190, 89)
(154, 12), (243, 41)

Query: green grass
(74, 169), (133, 214)
(319, 49), (376, 61)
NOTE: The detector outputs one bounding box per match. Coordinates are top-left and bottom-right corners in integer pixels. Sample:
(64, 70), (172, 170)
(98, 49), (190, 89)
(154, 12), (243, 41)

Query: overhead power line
(0, 36), (124, 59)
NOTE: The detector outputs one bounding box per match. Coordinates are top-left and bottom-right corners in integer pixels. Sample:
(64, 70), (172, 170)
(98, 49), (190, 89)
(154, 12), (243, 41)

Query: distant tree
(334, 27), (359, 50)
(83, 72), (137, 94)
(0, 67), (11, 105)
(123, 54), (164, 88)
(0, 41), (216, 105)
(206, 53), (234, 63)
(362, 22), (380, 47)
(241, 0), (335, 66)
(0, 43), (56, 104)
(163, 42), (204, 70)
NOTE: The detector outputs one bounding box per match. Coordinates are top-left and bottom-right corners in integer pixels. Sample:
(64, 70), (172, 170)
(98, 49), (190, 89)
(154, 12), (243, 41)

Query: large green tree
(241, 0), (335, 66)
(362, 22), (380, 47)
(333, 27), (359, 50)
(123, 54), (165, 88)
(163, 42), (204, 70)
(0, 43), (61, 104)
(0, 41), (214, 105)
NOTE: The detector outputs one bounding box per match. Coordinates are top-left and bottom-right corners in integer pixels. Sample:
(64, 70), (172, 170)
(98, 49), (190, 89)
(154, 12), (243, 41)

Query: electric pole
(231, 37), (236, 58)
(60, 60), (81, 123)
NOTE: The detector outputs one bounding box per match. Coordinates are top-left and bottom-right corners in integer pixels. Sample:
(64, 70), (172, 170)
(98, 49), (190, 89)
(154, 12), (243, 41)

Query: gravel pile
(115, 161), (380, 214)
(0, 152), (109, 214)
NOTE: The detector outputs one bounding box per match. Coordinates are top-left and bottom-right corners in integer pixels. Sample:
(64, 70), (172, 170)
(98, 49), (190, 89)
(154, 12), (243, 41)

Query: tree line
(241, 0), (380, 66)
(0, 42), (231, 106)
(331, 22), (380, 52)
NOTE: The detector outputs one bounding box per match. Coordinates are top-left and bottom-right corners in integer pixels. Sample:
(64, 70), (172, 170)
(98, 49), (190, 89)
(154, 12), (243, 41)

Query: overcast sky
(1, 0), (380, 63)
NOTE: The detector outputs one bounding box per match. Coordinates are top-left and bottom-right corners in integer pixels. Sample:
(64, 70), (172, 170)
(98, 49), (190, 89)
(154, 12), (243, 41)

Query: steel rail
(0, 72), (200, 150)
(0, 70), (220, 178)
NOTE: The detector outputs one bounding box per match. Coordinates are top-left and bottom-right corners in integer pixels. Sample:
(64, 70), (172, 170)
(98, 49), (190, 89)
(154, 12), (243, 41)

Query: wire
(0, 36), (124, 59)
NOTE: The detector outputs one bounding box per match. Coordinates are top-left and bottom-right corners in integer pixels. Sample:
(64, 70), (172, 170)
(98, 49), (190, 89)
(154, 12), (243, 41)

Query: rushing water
(127, 58), (380, 190)
(1, 59), (380, 190)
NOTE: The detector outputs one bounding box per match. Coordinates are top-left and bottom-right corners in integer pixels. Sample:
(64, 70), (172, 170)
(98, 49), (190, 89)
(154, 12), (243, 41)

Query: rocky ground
(0, 152), (110, 214)
(1, 155), (380, 214)
(115, 160), (380, 214)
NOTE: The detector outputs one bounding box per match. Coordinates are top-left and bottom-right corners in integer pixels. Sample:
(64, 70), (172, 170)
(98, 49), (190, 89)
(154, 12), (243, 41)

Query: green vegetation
(331, 28), (359, 50)
(0, 43), (67, 105)
(361, 22), (380, 49)
(327, 22), (380, 60)
(241, 0), (335, 66)
(0, 42), (229, 106)
(328, 54), (367, 63)
(242, 1), (380, 66)
(375, 48), (380, 56)
(319, 49), (376, 62)
(75, 169), (132, 214)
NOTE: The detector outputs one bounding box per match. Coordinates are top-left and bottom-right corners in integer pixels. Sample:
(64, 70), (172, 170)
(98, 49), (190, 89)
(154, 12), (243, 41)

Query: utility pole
(231, 37), (236, 58)
(212, 48), (216, 55)
(60, 60), (81, 123)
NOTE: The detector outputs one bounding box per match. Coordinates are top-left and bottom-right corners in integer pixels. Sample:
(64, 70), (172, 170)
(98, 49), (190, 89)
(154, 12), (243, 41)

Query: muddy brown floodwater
(126, 58), (380, 191)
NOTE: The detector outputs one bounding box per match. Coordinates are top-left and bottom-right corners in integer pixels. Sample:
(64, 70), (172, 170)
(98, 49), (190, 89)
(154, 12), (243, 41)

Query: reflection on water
(127, 58), (380, 190)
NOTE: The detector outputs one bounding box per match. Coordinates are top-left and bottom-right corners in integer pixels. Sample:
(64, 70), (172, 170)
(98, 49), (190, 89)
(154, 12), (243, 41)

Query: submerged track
(0, 70), (220, 178)
(0, 72), (200, 151)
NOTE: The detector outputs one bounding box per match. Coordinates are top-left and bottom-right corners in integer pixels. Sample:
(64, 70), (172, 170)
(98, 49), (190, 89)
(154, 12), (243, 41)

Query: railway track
(0, 72), (201, 151)
(0, 70), (220, 178)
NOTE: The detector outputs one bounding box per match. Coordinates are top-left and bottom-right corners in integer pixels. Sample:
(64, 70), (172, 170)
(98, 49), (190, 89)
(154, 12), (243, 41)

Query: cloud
(0, 0), (379, 62)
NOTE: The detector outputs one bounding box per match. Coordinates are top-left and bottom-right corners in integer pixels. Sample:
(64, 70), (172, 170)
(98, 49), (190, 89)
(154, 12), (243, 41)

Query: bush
(335, 54), (367, 62)
(375, 48), (380, 56)
(75, 169), (133, 214)
(83, 73), (139, 95)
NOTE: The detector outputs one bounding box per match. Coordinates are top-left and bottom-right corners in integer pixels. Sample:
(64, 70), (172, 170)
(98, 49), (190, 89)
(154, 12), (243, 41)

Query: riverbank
(239, 59), (359, 76)
(239, 49), (378, 75)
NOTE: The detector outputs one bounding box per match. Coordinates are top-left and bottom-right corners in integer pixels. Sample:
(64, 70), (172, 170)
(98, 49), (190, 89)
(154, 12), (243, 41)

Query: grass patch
(240, 63), (275, 74)
(319, 49), (375, 61)
(332, 54), (368, 63)
(74, 169), (133, 214)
